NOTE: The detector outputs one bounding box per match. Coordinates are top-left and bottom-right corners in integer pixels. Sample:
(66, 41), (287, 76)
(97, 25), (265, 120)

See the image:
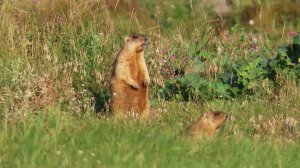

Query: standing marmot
(185, 111), (228, 139)
(110, 34), (150, 118)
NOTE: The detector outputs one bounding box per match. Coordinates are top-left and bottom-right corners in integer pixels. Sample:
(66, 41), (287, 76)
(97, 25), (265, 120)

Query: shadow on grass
(89, 88), (111, 117)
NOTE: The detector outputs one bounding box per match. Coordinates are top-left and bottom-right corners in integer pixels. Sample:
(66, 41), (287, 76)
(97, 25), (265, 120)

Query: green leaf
(278, 47), (288, 57)
(293, 32), (300, 45)
(200, 51), (211, 58)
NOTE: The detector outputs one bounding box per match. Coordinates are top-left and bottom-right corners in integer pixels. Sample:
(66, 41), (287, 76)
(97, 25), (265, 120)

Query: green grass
(1, 97), (300, 168)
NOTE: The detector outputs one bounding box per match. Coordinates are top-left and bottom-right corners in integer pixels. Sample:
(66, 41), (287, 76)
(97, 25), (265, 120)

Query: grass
(1, 94), (300, 168)
(0, 0), (300, 167)
(1, 81), (300, 167)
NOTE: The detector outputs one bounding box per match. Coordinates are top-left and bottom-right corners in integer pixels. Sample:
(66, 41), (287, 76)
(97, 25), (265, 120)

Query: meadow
(0, 0), (300, 167)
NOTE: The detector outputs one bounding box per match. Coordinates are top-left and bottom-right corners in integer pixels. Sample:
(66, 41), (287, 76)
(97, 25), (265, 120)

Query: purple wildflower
(171, 55), (176, 60)
(248, 33), (254, 41)
(287, 122), (292, 130)
(251, 43), (257, 50)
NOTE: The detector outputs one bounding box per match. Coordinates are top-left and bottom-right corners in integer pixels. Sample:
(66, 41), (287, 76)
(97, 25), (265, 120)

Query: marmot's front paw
(130, 82), (140, 89)
(143, 78), (150, 86)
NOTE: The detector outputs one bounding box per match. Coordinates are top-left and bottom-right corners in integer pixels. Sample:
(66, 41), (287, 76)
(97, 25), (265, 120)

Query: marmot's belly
(123, 84), (147, 111)
(112, 80), (147, 112)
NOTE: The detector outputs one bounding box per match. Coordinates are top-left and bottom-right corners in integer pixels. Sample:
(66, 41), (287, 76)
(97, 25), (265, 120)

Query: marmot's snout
(143, 37), (148, 46)
(139, 35), (148, 46)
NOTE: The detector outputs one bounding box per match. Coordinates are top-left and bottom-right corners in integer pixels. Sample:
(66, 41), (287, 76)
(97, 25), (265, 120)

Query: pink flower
(251, 43), (257, 50)
(289, 31), (297, 37)
(248, 33), (254, 41)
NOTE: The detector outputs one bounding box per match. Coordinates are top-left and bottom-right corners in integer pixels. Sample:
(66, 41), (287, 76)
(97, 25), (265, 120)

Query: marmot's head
(124, 34), (148, 53)
(201, 111), (228, 130)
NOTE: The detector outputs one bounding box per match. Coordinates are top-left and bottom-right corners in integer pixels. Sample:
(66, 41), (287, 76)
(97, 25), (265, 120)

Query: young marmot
(110, 34), (150, 118)
(184, 111), (228, 139)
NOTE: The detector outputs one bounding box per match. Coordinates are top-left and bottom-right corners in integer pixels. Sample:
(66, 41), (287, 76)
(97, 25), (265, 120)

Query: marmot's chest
(129, 59), (145, 83)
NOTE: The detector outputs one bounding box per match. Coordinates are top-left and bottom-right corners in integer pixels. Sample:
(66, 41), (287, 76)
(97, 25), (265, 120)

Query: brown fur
(110, 34), (150, 118)
(185, 111), (228, 139)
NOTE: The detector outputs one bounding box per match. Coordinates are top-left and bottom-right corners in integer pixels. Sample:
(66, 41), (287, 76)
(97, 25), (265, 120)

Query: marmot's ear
(204, 113), (209, 119)
(125, 36), (130, 42)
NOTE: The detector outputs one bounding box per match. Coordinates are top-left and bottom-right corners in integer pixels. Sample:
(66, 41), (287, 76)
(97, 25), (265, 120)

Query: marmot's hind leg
(139, 98), (150, 119)
(111, 93), (126, 118)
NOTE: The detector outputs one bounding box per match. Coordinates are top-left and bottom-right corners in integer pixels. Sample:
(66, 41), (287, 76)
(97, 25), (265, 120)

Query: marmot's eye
(213, 112), (220, 116)
(132, 35), (138, 39)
